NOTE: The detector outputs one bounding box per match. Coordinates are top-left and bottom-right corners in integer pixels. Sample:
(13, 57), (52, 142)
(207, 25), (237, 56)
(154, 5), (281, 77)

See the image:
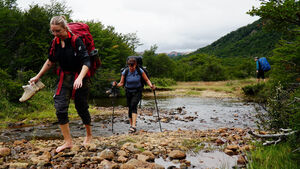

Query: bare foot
(56, 143), (73, 153)
(83, 136), (92, 147)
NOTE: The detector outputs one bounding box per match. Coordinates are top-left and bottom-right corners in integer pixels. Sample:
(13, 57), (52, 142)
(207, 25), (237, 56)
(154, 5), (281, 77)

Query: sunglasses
(128, 63), (135, 67)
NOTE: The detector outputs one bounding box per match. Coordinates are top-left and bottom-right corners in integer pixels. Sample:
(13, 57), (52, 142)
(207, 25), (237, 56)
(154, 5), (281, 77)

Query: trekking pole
(153, 88), (162, 132)
(111, 85), (116, 133)
(138, 98), (142, 108)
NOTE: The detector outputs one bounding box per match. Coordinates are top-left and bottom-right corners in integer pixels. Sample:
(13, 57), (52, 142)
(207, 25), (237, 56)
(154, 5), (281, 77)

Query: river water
(0, 96), (259, 168)
(0, 96), (258, 142)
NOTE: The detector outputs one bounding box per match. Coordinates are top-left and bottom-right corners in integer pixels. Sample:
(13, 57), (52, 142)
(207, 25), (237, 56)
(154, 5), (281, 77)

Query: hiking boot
(19, 80), (45, 102)
(34, 80), (45, 90)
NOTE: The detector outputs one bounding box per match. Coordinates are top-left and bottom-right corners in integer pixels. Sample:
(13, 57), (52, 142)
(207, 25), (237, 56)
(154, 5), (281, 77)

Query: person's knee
(56, 112), (69, 125)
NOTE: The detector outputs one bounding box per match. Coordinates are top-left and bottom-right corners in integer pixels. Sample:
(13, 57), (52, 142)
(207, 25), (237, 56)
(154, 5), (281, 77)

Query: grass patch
(247, 142), (300, 169)
(182, 139), (205, 152)
(117, 137), (136, 146)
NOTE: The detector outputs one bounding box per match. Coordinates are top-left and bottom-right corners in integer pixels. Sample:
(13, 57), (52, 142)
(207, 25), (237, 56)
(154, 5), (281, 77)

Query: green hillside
(191, 19), (282, 57)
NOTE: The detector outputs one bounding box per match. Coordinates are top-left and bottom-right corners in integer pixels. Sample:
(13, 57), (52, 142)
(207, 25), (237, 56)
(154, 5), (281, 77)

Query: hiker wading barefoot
(113, 56), (155, 133)
(29, 16), (92, 152)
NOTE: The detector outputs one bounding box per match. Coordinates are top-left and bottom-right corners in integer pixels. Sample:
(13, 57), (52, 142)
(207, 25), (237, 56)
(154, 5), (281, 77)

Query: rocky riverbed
(0, 127), (255, 169)
(0, 96), (261, 168)
(0, 103), (260, 169)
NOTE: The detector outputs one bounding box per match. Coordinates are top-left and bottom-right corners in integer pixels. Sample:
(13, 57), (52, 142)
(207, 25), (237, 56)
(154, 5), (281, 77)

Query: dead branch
(249, 130), (297, 146)
(263, 138), (282, 146)
(248, 130), (297, 138)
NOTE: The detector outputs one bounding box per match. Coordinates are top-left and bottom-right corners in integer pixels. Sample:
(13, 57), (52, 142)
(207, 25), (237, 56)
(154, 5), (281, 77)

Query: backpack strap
(136, 66), (143, 76)
(71, 33), (78, 50)
(124, 67), (129, 86)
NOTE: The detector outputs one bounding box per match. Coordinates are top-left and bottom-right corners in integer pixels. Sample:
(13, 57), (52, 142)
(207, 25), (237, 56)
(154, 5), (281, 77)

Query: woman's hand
(113, 81), (117, 86)
(151, 84), (156, 90)
(29, 76), (39, 85)
(74, 77), (83, 90)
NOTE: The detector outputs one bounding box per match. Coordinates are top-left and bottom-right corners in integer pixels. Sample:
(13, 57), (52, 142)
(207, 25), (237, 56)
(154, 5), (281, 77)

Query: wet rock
(141, 151), (155, 162)
(137, 154), (149, 162)
(0, 147), (10, 157)
(126, 158), (150, 168)
(13, 139), (26, 146)
(91, 156), (103, 162)
(98, 159), (118, 169)
(121, 143), (141, 153)
(120, 163), (135, 169)
(117, 150), (128, 157)
(117, 156), (128, 163)
(99, 149), (114, 160)
(216, 138), (225, 145)
(31, 151), (51, 166)
(237, 155), (247, 165)
(168, 150), (186, 159)
(149, 163), (165, 169)
(72, 156), (88, 164)
(9, 162), (29, 168)
(84, 143), (97, 151)
(224, 149), (234, 156)
(226, 145), (239, 151)
(161, 117), (170, 123)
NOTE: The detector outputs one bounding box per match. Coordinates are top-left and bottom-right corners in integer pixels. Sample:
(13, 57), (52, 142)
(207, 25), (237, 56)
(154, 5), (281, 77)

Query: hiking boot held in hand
(19, 80), (45, 102)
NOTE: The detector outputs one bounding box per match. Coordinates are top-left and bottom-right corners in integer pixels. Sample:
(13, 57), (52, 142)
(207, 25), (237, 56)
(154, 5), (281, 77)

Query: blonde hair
(50, 15), (71, 32)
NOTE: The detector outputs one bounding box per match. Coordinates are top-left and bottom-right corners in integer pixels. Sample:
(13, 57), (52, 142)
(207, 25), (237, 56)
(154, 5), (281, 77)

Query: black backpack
(121, 56), (149, 88)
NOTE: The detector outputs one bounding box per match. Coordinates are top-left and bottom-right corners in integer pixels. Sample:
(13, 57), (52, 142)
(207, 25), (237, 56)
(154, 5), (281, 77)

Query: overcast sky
(16, 0), (261, 53)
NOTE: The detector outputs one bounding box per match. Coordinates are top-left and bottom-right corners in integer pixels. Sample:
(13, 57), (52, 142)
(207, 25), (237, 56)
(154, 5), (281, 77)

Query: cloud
(16, 0), (261, 53)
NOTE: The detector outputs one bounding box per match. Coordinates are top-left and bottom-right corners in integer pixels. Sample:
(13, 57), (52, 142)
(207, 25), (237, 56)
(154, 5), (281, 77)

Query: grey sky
(16, 0), (261, 53)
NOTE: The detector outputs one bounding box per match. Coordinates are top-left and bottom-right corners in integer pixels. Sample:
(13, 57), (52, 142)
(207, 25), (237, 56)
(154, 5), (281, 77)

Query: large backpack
(121, 56), (149, 88)
(50, 22), (101, 77)
(258, 57), (271, 72)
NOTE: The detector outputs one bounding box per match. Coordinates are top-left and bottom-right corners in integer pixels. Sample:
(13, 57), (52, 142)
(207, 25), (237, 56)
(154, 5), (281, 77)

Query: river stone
(117, 156), (128, 163)
(226, 145), (239, 151)
(126, 158), (150, 168)
(101, 159), (119, 169)
(9, 162), (28, 168)
(121, 143), (141, 153)
(141, 151), (155, 162)
(148, 163), (165, 169)
(224, 149), (234, 156)
(117, 150), (128, 157)
(91, 156), (103, 162)
(137, 154), (149, 162)
(216, 139), (225, 145)
(31, 151), (51, 166)
(0, 148), (10, 157)
(100, 149), (114, 160)
(168, 150), (186, 159)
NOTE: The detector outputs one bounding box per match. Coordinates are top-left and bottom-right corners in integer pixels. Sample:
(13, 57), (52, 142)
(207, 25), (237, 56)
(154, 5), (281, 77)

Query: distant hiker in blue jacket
(254, 57), (266, 82)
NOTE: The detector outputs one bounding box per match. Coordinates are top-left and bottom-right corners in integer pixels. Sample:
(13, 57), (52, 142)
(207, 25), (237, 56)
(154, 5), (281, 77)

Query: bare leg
(132, 113), (137, 128)
(56, 123), (73, 153)
(83, 124), (92, 145)
(129, 118), (132, 126)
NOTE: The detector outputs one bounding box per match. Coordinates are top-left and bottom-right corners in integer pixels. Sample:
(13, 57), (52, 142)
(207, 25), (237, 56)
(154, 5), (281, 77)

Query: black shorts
(257, 70), (265, 79)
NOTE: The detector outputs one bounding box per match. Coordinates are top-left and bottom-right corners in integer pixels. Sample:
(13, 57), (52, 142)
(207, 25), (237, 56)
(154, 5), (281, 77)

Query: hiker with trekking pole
(113, 56), (155, 133)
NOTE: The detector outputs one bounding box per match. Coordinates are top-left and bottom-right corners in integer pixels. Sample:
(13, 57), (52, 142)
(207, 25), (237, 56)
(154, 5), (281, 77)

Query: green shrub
(242, 83), (266, 96)
(150, 78), (177, 87)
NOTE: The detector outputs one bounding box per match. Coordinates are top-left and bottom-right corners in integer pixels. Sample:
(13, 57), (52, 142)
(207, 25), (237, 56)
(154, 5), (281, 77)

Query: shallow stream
(0, 96), (259, 168)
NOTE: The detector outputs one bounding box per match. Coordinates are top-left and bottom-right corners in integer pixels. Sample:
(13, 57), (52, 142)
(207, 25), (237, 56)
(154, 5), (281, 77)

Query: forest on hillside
(0, 0), (266, 100)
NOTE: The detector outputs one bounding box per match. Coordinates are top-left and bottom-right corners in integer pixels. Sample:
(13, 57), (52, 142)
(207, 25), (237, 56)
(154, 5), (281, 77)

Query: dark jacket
(49, 35), (90, 73)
